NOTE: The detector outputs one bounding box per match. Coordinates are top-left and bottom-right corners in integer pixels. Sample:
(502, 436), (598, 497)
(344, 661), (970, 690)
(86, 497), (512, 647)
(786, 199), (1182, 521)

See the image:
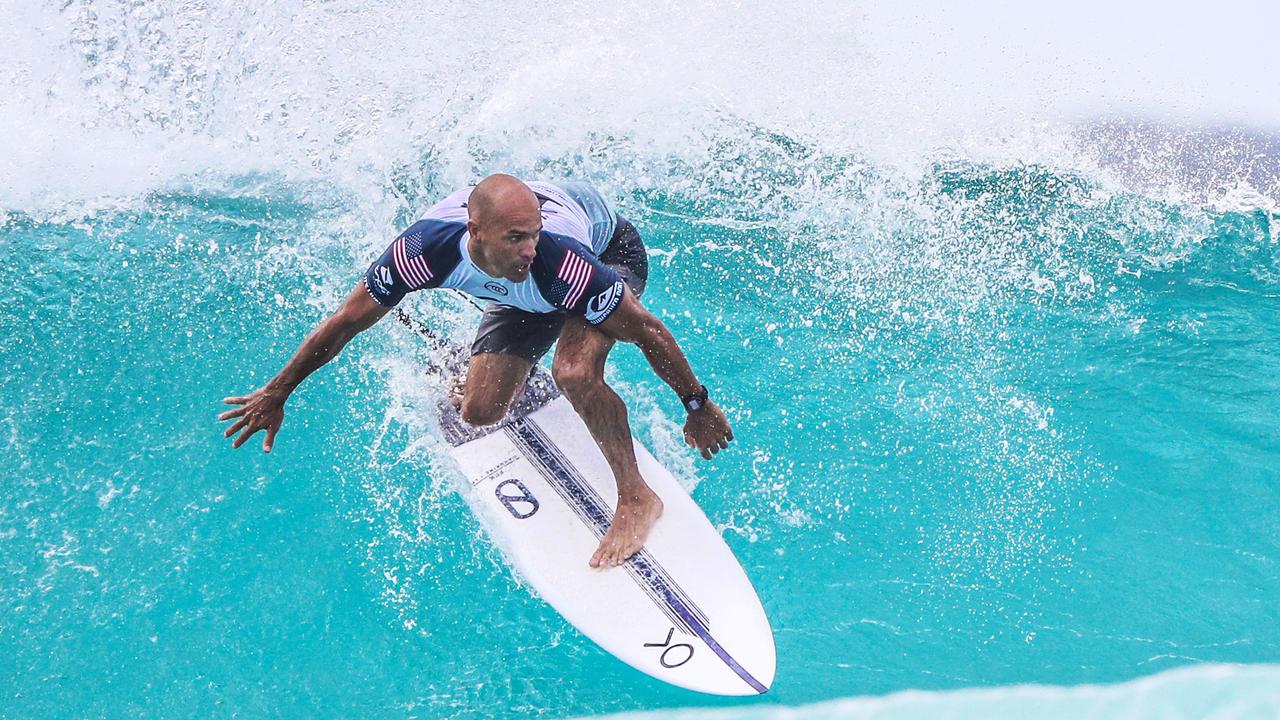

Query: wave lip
(570, 663), (1280, 720)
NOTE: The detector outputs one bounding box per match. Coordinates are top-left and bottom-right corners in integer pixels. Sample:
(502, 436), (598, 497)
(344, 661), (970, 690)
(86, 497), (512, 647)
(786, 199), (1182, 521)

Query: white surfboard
(438, 366), (776, 696)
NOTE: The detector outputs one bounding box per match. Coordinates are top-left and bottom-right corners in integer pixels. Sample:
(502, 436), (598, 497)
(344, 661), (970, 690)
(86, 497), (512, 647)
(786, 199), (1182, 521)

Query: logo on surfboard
(495, 478), (539, 519)
(644, 627), (694, 668)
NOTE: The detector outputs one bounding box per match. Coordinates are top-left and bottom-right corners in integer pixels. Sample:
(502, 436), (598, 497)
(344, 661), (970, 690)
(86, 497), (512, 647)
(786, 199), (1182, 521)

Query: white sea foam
(3, 1), (1277, 213)
(567, 663), (1280, 720)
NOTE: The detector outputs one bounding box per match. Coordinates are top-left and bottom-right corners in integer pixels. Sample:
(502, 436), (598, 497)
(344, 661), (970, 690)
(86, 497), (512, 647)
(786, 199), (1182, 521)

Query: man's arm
(597, 289), (734, 459)
(219, 282), (390, 452)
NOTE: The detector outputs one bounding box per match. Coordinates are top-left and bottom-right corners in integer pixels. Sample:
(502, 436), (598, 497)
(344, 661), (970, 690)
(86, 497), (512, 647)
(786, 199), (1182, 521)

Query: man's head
(466, 174), (541, 282)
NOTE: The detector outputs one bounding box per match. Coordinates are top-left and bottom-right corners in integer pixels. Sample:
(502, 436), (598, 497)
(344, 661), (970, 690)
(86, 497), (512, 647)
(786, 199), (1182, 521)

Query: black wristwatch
(681, 385), (710, 413)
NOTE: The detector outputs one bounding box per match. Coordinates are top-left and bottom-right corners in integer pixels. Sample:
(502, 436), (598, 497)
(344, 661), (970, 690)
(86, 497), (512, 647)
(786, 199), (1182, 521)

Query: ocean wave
(570, 663), (1280, 720)
(4, 1), (1277, 215)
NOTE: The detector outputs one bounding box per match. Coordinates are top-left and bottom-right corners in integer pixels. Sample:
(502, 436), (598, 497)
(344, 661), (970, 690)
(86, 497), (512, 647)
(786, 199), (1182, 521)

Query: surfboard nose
(673, 590), (776, 696)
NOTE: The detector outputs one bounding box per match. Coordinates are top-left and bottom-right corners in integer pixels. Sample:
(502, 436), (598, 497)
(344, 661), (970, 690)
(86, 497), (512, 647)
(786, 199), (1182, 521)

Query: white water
(572, 664), (1280, 720)
(3, 1), (1277, 212)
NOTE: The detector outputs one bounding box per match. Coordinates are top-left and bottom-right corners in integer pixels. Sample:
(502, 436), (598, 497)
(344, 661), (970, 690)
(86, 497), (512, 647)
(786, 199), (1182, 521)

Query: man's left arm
(596, 289), (734, 459)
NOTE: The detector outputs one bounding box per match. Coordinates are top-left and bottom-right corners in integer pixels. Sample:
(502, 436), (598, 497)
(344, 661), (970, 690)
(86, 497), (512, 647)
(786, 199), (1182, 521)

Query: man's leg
(457, 352), (532, 426)
(552, 316), (664, 568)
(460, 304), (565, 426)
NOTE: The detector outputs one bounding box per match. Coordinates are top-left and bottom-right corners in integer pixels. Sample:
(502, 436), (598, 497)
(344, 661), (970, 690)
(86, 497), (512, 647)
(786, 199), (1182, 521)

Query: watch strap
(681, 385), (709, 413)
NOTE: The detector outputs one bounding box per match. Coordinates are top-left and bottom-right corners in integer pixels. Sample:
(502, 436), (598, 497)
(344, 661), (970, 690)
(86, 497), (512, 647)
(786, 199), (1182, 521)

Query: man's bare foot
(590, 485), (664, 568)
(448, 375), (466, 410)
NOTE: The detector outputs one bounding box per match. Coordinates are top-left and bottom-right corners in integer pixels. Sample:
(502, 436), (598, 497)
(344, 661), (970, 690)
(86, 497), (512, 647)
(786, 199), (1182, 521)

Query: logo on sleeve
(373, 265), (393, 294)
(585, 280), (624, 323)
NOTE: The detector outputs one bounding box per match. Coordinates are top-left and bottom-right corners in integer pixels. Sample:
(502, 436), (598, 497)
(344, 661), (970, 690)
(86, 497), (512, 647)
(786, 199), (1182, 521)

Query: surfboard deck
(438, 360), (776, 696)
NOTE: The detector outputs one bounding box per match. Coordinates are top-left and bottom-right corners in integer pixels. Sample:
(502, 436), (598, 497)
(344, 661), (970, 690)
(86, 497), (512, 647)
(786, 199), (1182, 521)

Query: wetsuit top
(363, 181), (626, 325)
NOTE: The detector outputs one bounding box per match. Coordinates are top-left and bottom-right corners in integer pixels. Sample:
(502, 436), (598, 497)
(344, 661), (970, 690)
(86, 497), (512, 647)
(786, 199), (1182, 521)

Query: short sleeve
(363, 242), (409, 307)
(536, 236), (626, 325)
(580, 273), (627, 325)
(362, 220), (460, 307)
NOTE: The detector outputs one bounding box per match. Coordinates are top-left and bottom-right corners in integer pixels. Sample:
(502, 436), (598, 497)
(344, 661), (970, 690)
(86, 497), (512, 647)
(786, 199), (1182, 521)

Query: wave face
(2, 2), (1278, 719)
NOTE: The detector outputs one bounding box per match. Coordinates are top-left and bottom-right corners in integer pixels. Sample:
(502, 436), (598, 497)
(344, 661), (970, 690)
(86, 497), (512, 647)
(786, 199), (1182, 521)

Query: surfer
(220, 175), (733, 567)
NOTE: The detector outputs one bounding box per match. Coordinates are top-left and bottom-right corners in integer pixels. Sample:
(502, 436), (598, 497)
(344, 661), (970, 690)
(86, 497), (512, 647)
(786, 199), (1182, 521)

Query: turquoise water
(3, 2), (1280, 718)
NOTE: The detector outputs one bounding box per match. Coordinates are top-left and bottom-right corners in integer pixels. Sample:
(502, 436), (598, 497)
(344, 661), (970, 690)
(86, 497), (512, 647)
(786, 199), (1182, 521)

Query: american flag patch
(557, 250), (594, 309)
(393, 231), (433, 288)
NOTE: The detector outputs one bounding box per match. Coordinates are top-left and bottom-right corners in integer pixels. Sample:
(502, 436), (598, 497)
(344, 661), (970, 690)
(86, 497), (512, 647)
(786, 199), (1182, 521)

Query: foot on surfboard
(448, 375), (466, 411)
(590, 486), (664, 568)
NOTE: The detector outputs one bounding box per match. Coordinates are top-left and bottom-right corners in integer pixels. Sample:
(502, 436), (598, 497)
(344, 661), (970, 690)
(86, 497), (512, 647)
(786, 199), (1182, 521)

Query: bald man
(220, 175), (733, 568)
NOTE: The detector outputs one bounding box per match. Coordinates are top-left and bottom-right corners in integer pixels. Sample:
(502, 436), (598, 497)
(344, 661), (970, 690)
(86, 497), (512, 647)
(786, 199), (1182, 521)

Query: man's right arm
(269, 282), (390, 392)
(219, 281), (389, 452)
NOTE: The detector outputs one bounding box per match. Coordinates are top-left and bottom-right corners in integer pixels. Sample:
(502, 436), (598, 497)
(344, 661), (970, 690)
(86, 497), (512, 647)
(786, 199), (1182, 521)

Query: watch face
(687, 398), (704, 411)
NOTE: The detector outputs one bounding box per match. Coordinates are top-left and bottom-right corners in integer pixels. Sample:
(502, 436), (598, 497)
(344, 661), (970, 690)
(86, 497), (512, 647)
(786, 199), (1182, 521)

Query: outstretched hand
(219, 383), (289, 452)
(683, 399), (734, 460)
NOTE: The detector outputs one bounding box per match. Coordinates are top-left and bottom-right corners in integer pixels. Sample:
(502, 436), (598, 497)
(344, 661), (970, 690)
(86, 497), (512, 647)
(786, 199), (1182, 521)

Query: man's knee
(460, 397), (507, 426)
(552, 359), (602, 399)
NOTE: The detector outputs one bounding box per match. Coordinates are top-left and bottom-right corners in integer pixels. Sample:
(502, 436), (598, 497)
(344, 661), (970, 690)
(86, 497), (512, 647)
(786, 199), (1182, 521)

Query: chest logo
(484, 281), (509, 296)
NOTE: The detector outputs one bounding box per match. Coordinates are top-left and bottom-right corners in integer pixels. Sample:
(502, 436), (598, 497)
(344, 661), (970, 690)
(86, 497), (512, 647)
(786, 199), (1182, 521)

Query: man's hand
(597, 290), (736, 460)
(683, 399), (733, 460)
(216, 281), (390, 454)
(219, 383), (290, 452)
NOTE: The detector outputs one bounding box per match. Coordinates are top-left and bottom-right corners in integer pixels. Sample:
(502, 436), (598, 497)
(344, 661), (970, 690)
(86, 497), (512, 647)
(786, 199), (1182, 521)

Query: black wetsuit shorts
(470, 216), (649, 364)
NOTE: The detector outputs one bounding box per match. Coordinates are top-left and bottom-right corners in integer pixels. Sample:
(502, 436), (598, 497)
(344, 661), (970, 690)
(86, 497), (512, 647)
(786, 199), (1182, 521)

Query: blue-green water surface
(2, 153), (1277, 717)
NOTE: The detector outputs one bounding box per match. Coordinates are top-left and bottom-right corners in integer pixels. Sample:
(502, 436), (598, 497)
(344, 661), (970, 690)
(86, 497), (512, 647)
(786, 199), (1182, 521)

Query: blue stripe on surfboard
(506, 418), (769, 694)
(508, 422), (697, 634)
(515, 419), (710, 633)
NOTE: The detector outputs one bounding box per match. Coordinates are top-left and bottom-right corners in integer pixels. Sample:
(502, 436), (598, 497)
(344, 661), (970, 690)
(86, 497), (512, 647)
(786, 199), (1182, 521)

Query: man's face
(472, 202), (541, 282)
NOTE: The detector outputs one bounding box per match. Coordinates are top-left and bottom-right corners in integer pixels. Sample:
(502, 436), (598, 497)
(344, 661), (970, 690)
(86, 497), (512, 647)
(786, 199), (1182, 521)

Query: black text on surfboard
(644, 627), (695, 669)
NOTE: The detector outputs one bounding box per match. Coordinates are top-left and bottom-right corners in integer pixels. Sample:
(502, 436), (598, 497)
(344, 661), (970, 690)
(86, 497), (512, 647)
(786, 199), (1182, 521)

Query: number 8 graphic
(495, 478), (539, 519)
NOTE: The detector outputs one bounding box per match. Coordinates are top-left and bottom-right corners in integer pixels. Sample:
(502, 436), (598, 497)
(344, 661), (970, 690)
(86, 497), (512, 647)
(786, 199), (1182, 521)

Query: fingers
(224, 415), (276, 451)
(687, 415), (735, 460)
(223, 418), (247, 438)
(686, 434), (733, 460)
(232, 424), (260, 449)
(220, 393), (249, 428)
(221, 386), (285, 453)
(689, 436), (715, 457)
